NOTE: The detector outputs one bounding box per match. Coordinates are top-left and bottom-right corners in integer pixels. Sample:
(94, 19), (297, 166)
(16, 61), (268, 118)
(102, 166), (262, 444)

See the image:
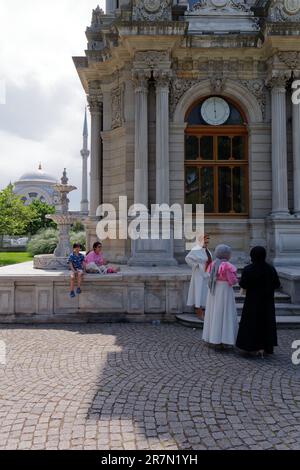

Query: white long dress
(185, 246), (211, 309)
(202, 262), (238, 345)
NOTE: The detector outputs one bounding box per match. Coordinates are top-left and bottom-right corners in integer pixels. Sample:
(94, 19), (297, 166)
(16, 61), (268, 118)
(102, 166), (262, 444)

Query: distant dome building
(14, 164), (59, 206)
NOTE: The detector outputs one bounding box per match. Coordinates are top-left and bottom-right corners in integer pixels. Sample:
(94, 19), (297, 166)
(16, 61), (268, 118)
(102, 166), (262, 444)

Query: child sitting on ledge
(85, 241), (120, 274)
(68, 243), (85, 298)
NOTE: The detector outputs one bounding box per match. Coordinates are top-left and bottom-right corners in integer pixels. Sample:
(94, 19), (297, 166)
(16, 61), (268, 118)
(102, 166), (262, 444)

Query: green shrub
(70, 231), (86, 251)
(27, 228), (86, 256)
(27, 228), (58, 256)
(71, 220), (85, 233)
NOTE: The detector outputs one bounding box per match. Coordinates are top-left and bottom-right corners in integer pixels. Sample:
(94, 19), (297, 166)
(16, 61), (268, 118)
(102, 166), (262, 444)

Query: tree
(26, 199), (56, 236)
(0, 185), (33, 245)
(71, 220), (85, 233)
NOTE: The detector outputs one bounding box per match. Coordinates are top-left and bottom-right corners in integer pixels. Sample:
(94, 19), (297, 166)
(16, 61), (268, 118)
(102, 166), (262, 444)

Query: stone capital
(87, 95), (103, 114)
(132, 70), (151, 92)
(266, 73), (289, 91)
(154, 70), (172, 90)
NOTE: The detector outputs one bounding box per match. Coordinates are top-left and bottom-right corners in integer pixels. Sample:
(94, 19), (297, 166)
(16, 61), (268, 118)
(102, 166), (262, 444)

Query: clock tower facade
(73, 0), (300, 270)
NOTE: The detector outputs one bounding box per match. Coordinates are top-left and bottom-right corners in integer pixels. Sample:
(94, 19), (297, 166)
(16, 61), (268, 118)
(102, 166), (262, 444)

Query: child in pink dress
(85, 242), (119, 274)
(203, 244), (238, 348)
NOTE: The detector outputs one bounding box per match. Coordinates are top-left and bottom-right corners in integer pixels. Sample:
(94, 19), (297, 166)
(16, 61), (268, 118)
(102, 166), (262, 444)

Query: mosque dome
(17, 164), (58, 184)
(14, 164), (59, 206)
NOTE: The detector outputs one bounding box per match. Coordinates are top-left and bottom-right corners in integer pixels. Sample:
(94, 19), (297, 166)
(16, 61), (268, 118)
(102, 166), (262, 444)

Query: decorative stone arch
(172, 79), (264, 125)
(169, 77), (269, 260)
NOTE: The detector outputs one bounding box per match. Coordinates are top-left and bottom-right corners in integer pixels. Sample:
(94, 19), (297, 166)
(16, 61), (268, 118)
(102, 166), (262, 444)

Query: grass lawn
(0, 252), (33, 267)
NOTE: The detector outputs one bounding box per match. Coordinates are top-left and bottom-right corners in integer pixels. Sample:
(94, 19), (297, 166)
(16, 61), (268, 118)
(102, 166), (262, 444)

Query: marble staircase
(176, 271), (300, 328)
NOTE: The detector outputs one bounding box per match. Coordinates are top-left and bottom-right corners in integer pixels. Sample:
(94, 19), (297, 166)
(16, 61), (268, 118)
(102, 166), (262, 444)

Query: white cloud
(0, 0), (106, 210)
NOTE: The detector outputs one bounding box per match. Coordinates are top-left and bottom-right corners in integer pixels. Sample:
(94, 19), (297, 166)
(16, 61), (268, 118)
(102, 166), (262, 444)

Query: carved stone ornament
(111, 85), (125, 129)
(210, 76), (227, 93)
(90, 5), (105, 29)
(169, 78), (204, 116)
(269, 0), (300, 21)
(132, 0), (172, 21)
(239, 79), (267, 119)
(277, 51), (300, 69)
(190, 0), (251, 13)
(187, 0), (259, 33)
(144, 0), (161, 12)
(169, 76), (267, 120)
(134, 51), (170, 69)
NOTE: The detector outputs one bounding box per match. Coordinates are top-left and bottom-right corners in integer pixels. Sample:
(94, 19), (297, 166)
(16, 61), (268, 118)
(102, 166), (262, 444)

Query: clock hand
(214, 98), (217, 118)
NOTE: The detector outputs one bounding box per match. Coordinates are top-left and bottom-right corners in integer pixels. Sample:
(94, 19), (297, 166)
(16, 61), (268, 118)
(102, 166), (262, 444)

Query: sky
(0, 0), (106, 210)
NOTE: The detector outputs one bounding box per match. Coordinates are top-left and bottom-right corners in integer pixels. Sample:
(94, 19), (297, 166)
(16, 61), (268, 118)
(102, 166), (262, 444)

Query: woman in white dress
(185, 234), (212, 320)
(202, 244), (238, 348)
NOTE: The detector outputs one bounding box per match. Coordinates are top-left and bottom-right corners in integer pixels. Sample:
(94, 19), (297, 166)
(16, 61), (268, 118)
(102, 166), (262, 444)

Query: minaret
(80, 108), (90, 215)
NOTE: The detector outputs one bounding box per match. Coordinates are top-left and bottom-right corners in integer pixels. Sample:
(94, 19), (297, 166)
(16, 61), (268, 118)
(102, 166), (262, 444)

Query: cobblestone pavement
(0, 324), (300, 450)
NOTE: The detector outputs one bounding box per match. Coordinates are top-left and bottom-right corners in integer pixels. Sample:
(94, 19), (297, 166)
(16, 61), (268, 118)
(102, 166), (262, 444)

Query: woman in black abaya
(236, 246), (281, 356)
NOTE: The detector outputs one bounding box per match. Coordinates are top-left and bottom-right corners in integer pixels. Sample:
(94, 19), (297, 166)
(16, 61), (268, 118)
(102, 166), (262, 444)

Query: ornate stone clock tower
(72, 0), (300, 271)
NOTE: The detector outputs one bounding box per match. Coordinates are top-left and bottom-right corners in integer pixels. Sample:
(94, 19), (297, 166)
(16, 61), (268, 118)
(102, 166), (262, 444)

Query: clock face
(201, 97), (230, 126)
(144, 0), (161, 13)
(284, 0), (300, 15)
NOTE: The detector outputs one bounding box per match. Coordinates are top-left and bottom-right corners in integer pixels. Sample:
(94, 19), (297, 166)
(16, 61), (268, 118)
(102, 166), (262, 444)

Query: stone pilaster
(87, 93), (103, 218)
(154, 71), (171, 206)
(132, 71), (150, 208)
(269, 75), (290, 217)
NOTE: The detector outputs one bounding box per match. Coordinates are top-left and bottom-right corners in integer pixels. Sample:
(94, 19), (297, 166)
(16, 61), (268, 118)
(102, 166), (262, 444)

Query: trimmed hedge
(27, 228), (86, 256)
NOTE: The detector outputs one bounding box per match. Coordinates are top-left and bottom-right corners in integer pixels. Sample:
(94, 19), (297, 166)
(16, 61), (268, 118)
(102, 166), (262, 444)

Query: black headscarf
(241, 246), (279, 294)
(250, 246), (266, 264)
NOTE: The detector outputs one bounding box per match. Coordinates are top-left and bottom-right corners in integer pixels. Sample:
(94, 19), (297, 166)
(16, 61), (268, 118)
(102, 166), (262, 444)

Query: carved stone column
(265, 74), (300, 267)
(88, 93), (103, 218)
(133, 71), (149, 208)
(269, 75), (290, 217)
(154, 71), (171, 206)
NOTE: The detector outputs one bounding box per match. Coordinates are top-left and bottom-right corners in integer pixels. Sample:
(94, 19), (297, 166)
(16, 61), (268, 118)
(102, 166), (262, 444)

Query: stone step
(235, 303), (300, 315)
(176, 312), (300, 329)
(234, 291), (291, 304)
(233, 284), (291, 303)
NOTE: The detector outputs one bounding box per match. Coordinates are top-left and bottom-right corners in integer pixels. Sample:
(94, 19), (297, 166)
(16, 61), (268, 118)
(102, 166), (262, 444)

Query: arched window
(185, 96), (249, 216)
